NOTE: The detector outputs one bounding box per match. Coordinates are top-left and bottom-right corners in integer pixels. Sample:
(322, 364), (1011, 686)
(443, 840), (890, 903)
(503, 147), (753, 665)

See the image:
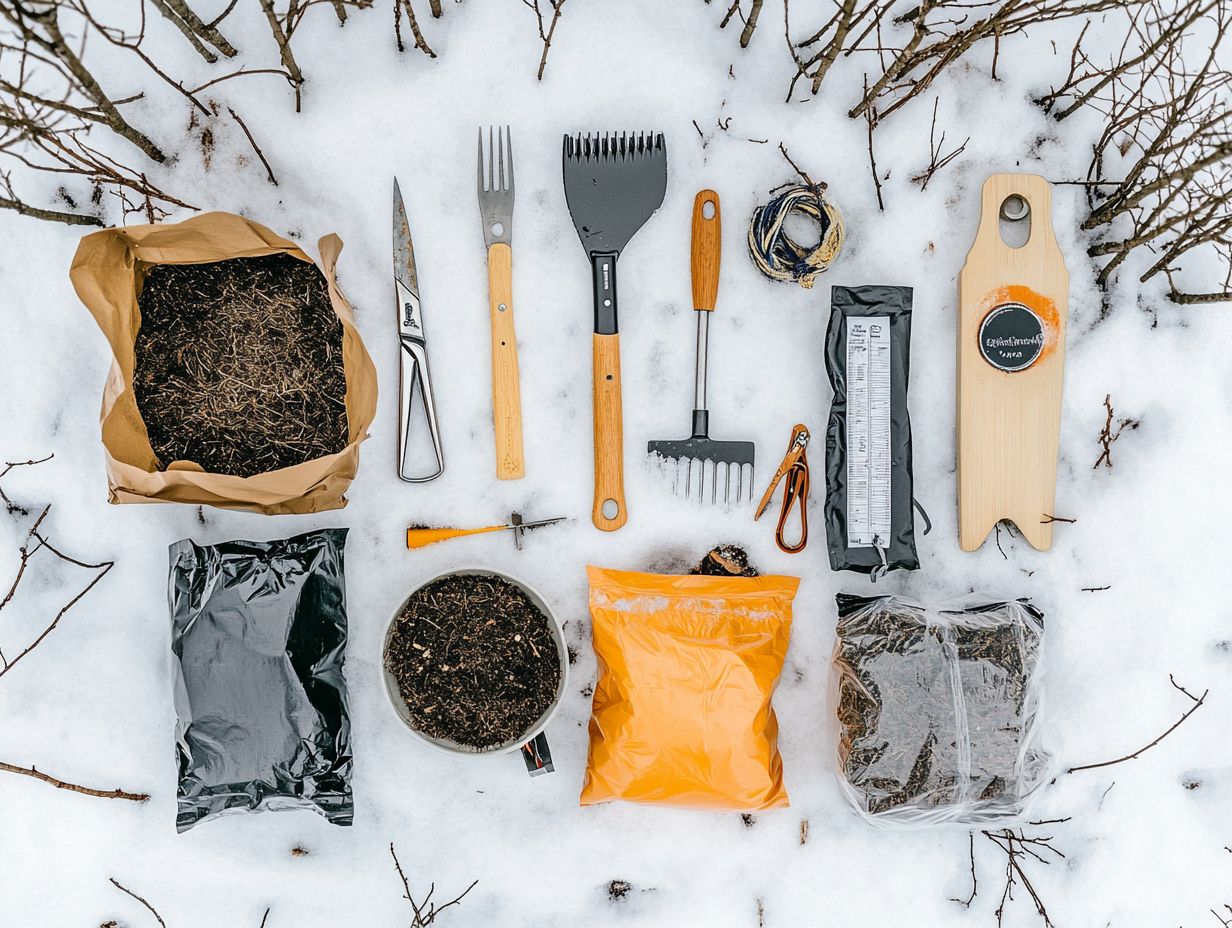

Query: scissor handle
(398, 336), (445, 482)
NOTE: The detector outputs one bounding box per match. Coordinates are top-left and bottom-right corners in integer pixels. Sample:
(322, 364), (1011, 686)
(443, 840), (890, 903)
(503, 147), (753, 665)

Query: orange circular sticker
(978, 285), (1059, 372)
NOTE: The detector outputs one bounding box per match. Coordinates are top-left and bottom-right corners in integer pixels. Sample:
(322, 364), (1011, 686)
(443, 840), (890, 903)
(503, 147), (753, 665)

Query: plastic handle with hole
(691, 189), (721, 311)
(487, 243), (525, 479)
(592, 332), (626, 531)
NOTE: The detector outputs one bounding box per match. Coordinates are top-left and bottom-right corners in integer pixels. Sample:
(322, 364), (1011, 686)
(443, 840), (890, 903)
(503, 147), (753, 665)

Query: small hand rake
(648, 190), (755, 504)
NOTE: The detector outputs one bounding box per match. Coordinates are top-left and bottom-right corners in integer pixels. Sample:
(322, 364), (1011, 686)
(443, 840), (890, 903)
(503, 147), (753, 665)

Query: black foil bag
(824, 285), (920, 576)
(169, 528), (352, 832)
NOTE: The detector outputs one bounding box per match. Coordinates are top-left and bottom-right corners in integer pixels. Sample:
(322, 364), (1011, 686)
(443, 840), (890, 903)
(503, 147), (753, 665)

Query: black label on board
(978, 303), (1045, 372)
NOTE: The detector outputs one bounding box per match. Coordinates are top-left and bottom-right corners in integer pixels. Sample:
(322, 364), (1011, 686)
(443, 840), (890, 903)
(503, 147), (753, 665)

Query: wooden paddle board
(958, 174), (1068, 552)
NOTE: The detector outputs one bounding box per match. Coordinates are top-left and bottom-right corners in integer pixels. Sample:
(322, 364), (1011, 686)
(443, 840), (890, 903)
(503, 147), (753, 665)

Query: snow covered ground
(1, 2), (1231, 926)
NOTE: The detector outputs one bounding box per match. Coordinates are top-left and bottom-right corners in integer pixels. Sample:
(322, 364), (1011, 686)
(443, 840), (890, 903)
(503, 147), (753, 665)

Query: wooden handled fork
(478, 126), (525, 480)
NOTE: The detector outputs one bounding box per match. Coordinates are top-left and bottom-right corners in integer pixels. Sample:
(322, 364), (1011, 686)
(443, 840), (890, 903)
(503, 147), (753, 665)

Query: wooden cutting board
(958, 174), (1068, 552)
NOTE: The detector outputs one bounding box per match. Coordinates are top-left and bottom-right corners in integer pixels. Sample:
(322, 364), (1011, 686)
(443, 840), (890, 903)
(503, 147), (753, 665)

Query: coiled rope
(748, 183), (845, 288)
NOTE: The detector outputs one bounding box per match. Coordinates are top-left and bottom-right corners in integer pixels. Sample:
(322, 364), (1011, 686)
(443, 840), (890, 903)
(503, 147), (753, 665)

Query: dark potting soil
(134, 253), (348, 478)
(385, 574), (561, 750)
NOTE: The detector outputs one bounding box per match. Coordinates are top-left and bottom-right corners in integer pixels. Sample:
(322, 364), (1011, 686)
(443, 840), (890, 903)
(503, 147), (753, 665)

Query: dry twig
(0, 456), (145, 804)
(862, 73), (884, 210)
(389, 843), (478, 927)
(258, 0), (373, 110)
(1094, 394), (1140, 469)
(110, 878), (167, 928)
(522, 0), (568, 81)
(718, 0), (764, 47)
(394, 0), (437, 57)
(1067, 676), (1208, 774)
(783, 0), (889, 101)
(910, 97), (968, 191)
(0, 761), (149, 802)
(1044, 0), (1232, 305)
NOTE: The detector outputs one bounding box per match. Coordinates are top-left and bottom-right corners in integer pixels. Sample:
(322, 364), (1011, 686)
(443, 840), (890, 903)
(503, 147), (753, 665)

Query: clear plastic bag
(832, 593), (1050, 826)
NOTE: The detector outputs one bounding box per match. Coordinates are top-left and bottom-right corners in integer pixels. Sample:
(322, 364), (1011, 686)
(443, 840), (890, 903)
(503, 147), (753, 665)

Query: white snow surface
(1, 3), (1231, 926)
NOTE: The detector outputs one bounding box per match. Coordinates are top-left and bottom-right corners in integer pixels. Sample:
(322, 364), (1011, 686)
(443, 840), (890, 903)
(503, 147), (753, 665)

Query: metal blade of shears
(393, 178), (443, 482)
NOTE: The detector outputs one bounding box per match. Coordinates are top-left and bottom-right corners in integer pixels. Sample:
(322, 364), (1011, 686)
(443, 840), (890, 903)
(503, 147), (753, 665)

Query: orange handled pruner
(754, 424), (810, 554)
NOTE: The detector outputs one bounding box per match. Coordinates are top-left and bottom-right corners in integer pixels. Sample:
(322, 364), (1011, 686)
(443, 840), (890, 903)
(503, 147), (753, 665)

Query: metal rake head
(477, 125), (513, 247)
(649, 441), (756, 506)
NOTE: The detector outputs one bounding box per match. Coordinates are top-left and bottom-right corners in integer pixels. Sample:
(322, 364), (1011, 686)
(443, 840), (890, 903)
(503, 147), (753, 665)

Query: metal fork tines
(477, 125), (514, 247)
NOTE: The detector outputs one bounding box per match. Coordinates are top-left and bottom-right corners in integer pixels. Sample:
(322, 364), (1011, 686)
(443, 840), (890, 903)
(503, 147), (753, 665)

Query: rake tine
(724, 463), (731, 504)
(710, 462), (717, 505)
(684, 458), (692, 500)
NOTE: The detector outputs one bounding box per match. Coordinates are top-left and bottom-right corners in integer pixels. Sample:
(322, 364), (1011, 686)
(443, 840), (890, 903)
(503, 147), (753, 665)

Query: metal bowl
(381, 567), (568, 756)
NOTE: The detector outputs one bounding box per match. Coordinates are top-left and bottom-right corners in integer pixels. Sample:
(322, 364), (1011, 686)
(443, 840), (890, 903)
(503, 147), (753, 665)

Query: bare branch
(523, 0), (568, 80)
(110, 879), (167, 928)
(0, 761), (148, 802)
(1067, 676), (1208, 773)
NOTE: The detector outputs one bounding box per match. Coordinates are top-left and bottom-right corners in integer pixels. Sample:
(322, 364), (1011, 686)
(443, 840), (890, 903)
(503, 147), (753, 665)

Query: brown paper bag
(70, 212), (378, 515)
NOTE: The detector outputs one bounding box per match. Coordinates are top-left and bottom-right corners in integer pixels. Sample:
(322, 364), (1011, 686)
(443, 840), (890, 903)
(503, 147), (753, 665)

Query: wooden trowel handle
(691, 189), (721, 311)
(592, 333), (627, 531)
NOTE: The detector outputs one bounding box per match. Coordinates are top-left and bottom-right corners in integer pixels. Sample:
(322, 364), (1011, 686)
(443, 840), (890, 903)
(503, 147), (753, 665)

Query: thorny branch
(389, 843), (478, 927)
(1094, 394), (1140, 470)
(1067, 675), (1208, 774)
(522, 0), (568, 81)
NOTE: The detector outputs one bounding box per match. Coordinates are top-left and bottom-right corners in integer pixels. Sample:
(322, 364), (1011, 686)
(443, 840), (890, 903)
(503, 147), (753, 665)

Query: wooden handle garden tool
(478, 126), (525, 480)
(562, 131), (667, 531)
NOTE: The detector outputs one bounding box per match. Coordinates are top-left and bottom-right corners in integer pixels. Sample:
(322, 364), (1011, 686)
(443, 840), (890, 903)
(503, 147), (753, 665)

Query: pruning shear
(754, 423), (810, 554)
(394, 178), (444, 482)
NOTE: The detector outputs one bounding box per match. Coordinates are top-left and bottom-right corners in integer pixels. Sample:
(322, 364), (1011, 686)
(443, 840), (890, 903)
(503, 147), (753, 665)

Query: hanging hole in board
(998, 195), (1030, 249)
(601, 499), (619, 520)
(702, 199), (717, 220)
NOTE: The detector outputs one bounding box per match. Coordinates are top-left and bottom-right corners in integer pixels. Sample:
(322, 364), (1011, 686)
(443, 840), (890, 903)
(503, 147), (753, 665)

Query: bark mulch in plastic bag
(169, 528), (352, 832)
(70, 212), (377, 514)
(833, 593), (1050, 825)
(582, 565), (799, 811)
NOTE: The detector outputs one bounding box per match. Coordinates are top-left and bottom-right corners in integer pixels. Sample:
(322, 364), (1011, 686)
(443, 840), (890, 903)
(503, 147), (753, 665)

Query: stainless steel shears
(393, 178), (444, 482)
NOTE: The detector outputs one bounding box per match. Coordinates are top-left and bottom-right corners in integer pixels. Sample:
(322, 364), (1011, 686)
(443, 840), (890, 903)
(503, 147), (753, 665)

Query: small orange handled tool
(754, 424), (811, 554)
(406, 512), (565, 551)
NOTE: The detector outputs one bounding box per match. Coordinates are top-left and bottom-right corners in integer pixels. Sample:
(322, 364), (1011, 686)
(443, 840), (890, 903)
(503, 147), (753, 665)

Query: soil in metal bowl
(385, 574), (561, 750)
(133, 253), (348, 478)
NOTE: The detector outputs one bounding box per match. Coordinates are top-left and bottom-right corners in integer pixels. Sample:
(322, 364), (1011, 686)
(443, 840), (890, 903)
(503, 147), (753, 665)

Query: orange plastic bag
(581, 566), (800, 811)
